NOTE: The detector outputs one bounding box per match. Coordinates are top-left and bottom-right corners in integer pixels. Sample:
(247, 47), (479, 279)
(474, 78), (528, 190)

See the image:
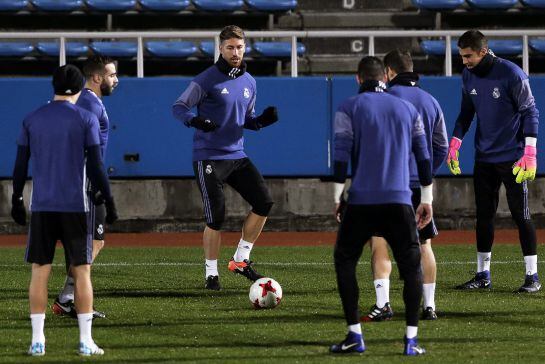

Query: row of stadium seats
(0, 0), (297, 12)
(0, 40), (306, 58)
(413, 0), (545, 10)
(420, 39), (545, 55)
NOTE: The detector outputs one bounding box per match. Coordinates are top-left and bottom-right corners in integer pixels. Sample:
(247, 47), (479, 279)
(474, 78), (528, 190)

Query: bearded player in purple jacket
(447, 30), (541, 293)
(172, 25), (278, 291)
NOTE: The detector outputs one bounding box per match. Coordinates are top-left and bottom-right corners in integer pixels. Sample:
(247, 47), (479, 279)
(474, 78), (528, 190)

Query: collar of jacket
(469, 52), (495, 78)
(388, 72), (420, 88)
(215, 55), (247, 78)
(358, 79), (387, 94)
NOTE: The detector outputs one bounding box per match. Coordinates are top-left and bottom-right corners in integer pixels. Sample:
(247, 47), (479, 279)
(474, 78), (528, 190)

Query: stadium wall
(2, 77), (545, 232)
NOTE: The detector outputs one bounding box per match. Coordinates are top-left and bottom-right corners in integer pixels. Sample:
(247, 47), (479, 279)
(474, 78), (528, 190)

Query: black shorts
(193, 158), (273, 229)
(89, 202), (106, 241)
(411, 187), (438, 243)
(25, 212), (93, 266)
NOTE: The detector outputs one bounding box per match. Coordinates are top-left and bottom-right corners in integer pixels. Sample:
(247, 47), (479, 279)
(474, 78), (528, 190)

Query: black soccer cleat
(361, 302), (394, 322)
(52, 298), (106, 319)
(228, 259), (264, 282)
(455, 271), (491, 290)
(205, 275), (221, 291)
(422, 307), (437, 320)
(516, 273), (542, 293)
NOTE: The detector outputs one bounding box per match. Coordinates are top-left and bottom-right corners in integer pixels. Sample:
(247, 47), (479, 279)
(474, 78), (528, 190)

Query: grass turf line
(0, 244), (544, 363)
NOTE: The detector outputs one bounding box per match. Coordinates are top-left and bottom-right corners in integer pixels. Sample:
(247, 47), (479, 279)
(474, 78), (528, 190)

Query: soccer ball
(249, 277), (282, 309)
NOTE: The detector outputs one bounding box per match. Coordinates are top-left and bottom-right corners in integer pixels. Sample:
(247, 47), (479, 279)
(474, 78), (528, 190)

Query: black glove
(186, 116), (218, 132)
(90, 188), (105, 206)
(256, 106), (279, 128)
(104, 197), (118, 224)
(11, 194), (26, 226)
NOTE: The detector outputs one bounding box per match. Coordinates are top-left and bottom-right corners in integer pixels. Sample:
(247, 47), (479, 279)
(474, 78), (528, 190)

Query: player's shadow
(95, 289), (242, 298)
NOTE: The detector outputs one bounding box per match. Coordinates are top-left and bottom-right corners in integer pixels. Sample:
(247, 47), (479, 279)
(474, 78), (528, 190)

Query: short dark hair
(219, 25), (245, 43)
(458, 30), (488, 51)
(357, 56), (385, 81)
(82, 55), (115, 79)
(383, 49), (413, 74)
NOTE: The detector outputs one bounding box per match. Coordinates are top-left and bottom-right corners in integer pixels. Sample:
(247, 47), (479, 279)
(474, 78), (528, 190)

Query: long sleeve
(412, 113), (432, 186)
(333, 110), (353, 183)
(452, 88), (476, 139)
(243, 88), (260, 130)
(86, 145), (112, 201)
(12, 145), (30, 197)
(432, 110), (449, 175)
(511, 77), (539, 138)
(172, 81), (207, 126)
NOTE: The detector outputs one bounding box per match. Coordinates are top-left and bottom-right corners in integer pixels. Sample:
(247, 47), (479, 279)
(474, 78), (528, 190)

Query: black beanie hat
(52, 64), (84, 96)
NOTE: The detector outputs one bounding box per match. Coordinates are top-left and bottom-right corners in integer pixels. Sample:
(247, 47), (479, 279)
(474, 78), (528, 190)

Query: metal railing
(1, 29), (544, 77)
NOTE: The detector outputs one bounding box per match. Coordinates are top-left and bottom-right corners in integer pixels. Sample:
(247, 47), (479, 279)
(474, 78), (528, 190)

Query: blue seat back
(0, 0), (28, 11)
(146, 41), (197, 57)
(90, 41), (138, 57)
(36, 42), (89, 57)
(30, 0), (83, 11)
(253, 41), (305, 57)
(85, 0), (137, 11)
(466, 0), (518, 9)
(0, 42), (34, 56)
(192, 0), (244, 11)
(411, 0), (464, 10)
(244, 0), (297, 11)
(138, 0), (190, 11)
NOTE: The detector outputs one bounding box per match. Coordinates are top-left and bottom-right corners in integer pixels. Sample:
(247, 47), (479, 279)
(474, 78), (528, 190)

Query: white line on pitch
(0, 260), (534, 267)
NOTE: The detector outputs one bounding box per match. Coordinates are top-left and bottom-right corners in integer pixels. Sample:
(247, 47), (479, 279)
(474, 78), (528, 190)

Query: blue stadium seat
(0, 42), (33, 56)
(30, 0), (83, 11)
(0, 0), (28, 11)
(411, 0), (464, 10)
(521, 0), (545, 8)
(192, 0), (243, 11)
(145, 41), (197, 58)
(529, 39), (545, 54)
(252, 41), (305, 57)
(421, 39), (523, 56)
(85, 0), (136, 11)
(138, 0), (190, 11)
(420, 40), (457, 55)
(199, 41), (252, 56)
(466, 0), (518, 9)
(90, 41), (138, 57)
(244, 0), (297, 11)
(36, 42), (89, 57)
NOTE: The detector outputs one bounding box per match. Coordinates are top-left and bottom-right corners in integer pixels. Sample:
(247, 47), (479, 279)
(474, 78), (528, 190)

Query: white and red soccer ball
(249, 277), (282, 309)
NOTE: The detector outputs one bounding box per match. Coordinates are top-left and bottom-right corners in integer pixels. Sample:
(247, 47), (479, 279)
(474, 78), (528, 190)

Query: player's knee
(252, 200), (274, 217)
(206, 220), (224, 231)
(397, 247), (422, 277)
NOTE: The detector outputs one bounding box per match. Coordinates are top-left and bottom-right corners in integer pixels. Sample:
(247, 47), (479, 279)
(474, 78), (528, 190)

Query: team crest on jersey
(205, 165), (213, 174)
(97, 224), (104, 235)
(243, 87), (250, 99)
(492, 87), (500, 99)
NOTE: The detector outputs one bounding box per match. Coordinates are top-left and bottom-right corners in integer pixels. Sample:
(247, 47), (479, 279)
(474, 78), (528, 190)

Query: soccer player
(447, 30), (541, 292)
(52, 56), (118, 319)
(330, 56), (432, 356)
(172, 25), (278, 291)
(362, 50), (448, 322)
(10, 65), (118, 356)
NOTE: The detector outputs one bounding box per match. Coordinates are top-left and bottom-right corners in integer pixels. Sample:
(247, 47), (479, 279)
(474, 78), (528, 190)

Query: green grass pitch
(1, 244), (545, 363)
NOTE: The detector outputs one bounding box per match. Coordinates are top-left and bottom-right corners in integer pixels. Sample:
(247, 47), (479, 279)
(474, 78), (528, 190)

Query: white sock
(524, 255), (538, 275)
(406, 326), (418, 339)
(422, 283), (436, 310)
(30, 313), (45, 344)
(233, 239), (254, 262)
(374, 279), (390, 308)
(477, 252), (491, 273)
(59, 276), (75, 303)
(205, 259), (218, 278)
(78, 313), (94, 345)
(348, 323), (362, 335)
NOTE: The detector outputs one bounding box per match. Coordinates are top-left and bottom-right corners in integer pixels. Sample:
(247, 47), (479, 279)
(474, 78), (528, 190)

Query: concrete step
(278, 11), (435, 29)
(295, 0), (413, 12)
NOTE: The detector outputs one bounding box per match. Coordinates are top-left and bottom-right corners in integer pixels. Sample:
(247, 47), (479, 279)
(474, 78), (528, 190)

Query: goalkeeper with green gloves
(447, 30), (540, 293)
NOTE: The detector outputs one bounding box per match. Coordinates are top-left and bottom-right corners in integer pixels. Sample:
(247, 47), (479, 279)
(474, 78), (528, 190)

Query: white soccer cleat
(28, 342), (45, 356)
(79, 342), (104, 356)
